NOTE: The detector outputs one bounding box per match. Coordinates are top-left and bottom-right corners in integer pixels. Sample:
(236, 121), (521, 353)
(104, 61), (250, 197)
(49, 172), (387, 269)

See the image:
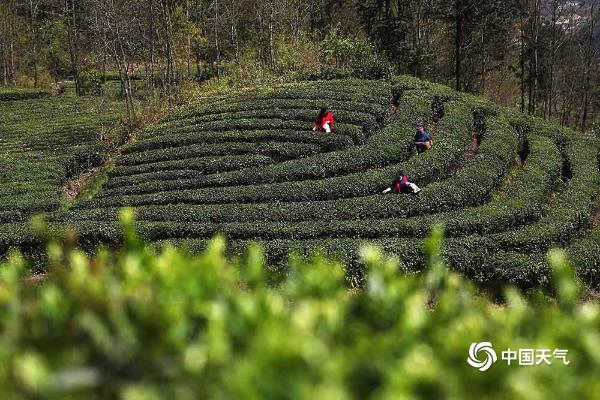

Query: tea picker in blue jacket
(414, 126), (433, 154)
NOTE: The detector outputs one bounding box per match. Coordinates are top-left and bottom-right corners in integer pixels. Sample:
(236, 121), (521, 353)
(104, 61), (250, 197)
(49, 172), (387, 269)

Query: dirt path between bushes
(63, 165), (105, 201)
(463, 136), (480, 164)
(590, 194), (600, 229)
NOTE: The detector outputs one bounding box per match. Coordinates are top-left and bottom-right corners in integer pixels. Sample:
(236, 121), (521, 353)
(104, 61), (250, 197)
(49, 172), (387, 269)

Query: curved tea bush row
(234, 87), (390, 107)
(94, 97), (462, 200)
(120, 130), (354, 155)
(454, 139), (600, 254)
(103, 92), (436, 195)
(116, 142), (322, 167)
(0, 87), (50, 101)
(163, 98), (388, 124)
(155, 109), (380, 134)
(0, 194), (61, 214)
(177, 79), (393, 107)
(2, 77), (599, 290)
(144, 118), (364, 139)
(0, 94), (123, 220)
(108, 154), (274, 178)
(52, 128), (560, 246)
(78, 97), (470, 208)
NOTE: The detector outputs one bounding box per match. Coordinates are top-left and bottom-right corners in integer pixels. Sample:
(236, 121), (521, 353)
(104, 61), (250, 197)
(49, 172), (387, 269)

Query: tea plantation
(1, 221), (599, 398)
(1, 76), (600, 289)
(0, 87), (122, 222)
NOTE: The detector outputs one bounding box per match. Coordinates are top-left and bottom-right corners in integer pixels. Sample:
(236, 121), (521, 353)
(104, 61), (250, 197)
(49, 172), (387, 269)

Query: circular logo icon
(467, 342), (497, 372)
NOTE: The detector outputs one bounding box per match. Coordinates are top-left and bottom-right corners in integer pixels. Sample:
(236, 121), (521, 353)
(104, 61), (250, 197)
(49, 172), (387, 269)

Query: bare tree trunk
(269, 8), (275, 69)
(256, 9), (264, 62)
(309, 0), (316, 33)
(520, 12), (526, 112)
(186, 0), (192, 77)
(580, 1), (596, 131)
(229, 0), (240, 62)
(531, 0), (540, 115)
(148, 0), (156, 90)
(66, 0), (81, 95)
(29, 0), (40, 87)
(8, 0), (17, 85)
(455, 0), (462, 91)
(195, 47), (201, 78)
(97, 4), (109, 84)
(1, 42), (7, 85)
(526, 1), (536, 115)
(214, 0), (221, 78)
(160, 0), (175, 86)
(480, 25), (486, 95)
(547, 0), (561, 118)
(194, 2), (203, 79)
(522, 0), (541, 115)
(1, 7), (9, 85)
(116, 44), (135, 120)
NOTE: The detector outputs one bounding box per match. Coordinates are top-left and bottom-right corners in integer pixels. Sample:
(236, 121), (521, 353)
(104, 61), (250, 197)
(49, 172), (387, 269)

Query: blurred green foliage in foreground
(0, 210), (599, 399)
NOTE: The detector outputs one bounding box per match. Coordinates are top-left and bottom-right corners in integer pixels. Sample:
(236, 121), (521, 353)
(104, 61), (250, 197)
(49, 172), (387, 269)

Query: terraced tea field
(0, 86), (50, 101)
(0, 88), (122, 222)
(1, 77), (599, 288)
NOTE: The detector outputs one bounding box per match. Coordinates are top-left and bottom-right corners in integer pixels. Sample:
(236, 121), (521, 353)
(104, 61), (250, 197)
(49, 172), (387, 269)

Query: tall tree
(455, 0), (463, 91)
(580, 0), (597, 131)
(28, 0), (41, 87)
(64, 0), (81, 95)
(8, 0), (17, 85)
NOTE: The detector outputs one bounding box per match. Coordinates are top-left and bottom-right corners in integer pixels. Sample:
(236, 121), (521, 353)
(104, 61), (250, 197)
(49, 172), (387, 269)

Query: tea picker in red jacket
(382, 171), (421, 195)
(313, 107), (335, 133)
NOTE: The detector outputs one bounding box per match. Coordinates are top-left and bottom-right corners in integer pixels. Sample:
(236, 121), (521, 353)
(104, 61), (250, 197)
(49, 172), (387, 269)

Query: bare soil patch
(463, 135), (480, 164)
(63, 165), (104, 201)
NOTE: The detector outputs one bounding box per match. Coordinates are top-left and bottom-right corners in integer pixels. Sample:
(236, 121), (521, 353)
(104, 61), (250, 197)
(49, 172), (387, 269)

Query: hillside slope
(1, 77), (599, 288)
(0, 89), (122, 222)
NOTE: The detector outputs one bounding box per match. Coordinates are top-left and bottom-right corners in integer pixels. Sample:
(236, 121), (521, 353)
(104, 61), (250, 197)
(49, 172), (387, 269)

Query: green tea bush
(120, 129), (354, 154)
(0, 220), (599, 399)
(91, 101), (473, 204)
(0, 94), (122, 220)
(0, 86), (50, 101)
(79, 67), (104, 96)
(143, 119), (367, 144)
(163, 98), (388, 123)
(107, 154), (274, 178)
(159, 108), (380, 132)
(93, 93), (435, 198)
(2, 76), (600, 290)
(33, 77), (595, 290)
(115, 142), (322, 167)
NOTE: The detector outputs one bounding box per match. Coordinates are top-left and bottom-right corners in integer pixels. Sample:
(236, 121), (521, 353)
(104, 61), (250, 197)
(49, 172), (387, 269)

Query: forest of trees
(1, 0), (598, 130)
